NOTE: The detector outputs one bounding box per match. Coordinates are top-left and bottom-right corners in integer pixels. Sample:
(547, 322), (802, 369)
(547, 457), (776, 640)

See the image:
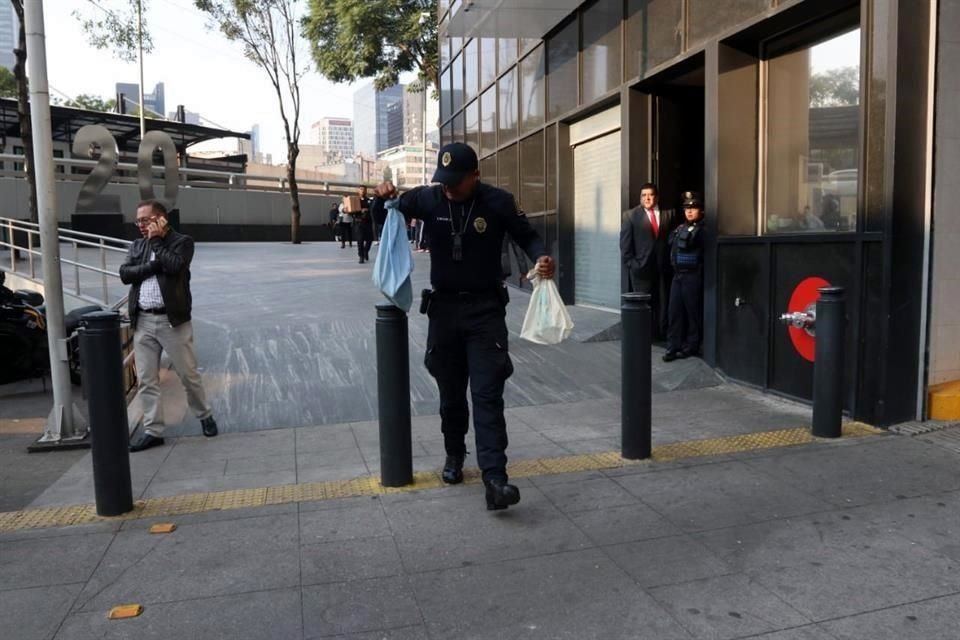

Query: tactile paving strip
(0, 422), (882, 533)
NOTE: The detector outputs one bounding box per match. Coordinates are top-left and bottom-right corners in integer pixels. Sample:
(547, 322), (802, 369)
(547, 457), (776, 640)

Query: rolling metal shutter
(573, 128), (621, 308)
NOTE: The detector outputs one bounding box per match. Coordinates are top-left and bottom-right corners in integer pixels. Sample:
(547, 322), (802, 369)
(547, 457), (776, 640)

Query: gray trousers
(134, 314), (211, 437)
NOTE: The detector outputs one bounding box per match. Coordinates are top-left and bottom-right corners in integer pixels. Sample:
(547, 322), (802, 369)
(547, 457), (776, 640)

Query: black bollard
(621, 293), (652, 459)
(80, 311), (133, 516)
(375, 304), (413, 487)
(812, 287), (846, 438)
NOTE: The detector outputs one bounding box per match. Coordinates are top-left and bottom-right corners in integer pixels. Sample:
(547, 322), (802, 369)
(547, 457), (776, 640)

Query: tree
(303, 0), (438, 94)
(72, 0), (154, 63)
(0, 66), (15, 98)
(810, 66), (860, 108)
(10, 0), (37, 223)
(63, 94), (117, 112)
(196, 0), (305, 244)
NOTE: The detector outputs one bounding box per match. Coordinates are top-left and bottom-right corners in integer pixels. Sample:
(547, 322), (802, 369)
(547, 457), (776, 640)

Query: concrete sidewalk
(3, 424), (960, 639)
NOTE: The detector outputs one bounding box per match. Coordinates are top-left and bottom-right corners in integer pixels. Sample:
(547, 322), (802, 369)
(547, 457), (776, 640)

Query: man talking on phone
(120, 199), (218, 452)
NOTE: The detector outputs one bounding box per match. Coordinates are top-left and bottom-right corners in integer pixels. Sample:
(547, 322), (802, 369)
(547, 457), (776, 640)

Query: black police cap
(681, 191), (703, 208)
(432, 143), (479, 186)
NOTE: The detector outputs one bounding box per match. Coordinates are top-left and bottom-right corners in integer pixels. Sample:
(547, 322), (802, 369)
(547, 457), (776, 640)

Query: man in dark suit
(620, 182), (678, 338)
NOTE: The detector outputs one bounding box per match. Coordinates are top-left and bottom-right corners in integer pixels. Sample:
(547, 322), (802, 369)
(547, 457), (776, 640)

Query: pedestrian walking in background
(355, 186), (374, 264)
(338, 203), (354, 248)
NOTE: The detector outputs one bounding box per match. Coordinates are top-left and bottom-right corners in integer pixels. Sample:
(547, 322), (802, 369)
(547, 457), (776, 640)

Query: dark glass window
(481, 155), (498, 187)
(440, 66), (452, 125)
(520, 38), (540, 55)
(465, 100), (480, 153)
(688, 0), (770, 45)
(581, 0), (622, 102)
(453, 111), (465, 144)
(480, 38), (497, 90)
(519, 45), (546, 134)
(498, 143), (519, 197)
(546, 125), (557, 210)
(464, 39), (479, 103)
(626, 0), (682, 79)
(451, 53), (464, 115)
(547, 18), (578, 120)
(764, 29), (861, 234)
(498, 38), (518, 72)
(520, 132), (545, 213)
(440, 123), (451, 148)
(498, 67), (518, 144)
(480, 87), (497, 157)
(440, 36), (451, 71)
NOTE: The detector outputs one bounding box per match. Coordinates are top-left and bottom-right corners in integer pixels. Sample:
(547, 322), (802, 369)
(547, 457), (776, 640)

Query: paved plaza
(2, 242), (960, 639)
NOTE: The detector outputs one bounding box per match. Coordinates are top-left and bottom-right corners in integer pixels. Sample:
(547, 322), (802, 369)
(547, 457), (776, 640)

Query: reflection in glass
(440, 66), (452, 125)
(480, 88), (497, 157)
(520, 45), (546, 134)
(451, 53), (464, 115)
(498, 38), (518, 72)
(480, 38), (497, 90)
(520, 132), (546, 213)
(582, 0), (622, 102)
(481, 155), (498, 187)
(465, 100), (480, 153)
(464, 39), (479, 103)
(498, 143), (519, 197)
(440, 36), (451, 72)
(626, 0), (682, 79)
(547, 18), (578, 119)
(453, 111), (465, 144)
(765, 29), (861, 234)
(498, 68), (518, 144)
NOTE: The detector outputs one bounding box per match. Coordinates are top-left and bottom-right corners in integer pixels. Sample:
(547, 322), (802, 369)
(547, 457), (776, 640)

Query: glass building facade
(437, 0), (947, 427)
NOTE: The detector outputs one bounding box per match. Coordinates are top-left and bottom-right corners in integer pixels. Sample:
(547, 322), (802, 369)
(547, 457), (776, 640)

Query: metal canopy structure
(444, 0), (582, 38)
(0, 97), (250, 153)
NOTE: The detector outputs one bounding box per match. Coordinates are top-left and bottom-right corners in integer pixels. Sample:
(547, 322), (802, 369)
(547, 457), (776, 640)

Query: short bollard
(812, 287), (846, 438)
(621, 293), (652, 459)
(375, 304), (413, 487)
(80, 311), (133, 517)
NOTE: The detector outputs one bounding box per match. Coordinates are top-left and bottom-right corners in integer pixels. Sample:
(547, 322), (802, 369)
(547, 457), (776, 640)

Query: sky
(43, 0), (425, 161)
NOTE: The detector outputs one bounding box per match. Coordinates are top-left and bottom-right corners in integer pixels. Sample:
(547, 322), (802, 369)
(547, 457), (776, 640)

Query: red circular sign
(787, 277), (830, 362)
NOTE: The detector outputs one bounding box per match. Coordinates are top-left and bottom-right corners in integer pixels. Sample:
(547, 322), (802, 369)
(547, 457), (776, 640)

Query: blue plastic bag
(372, 199), (414, 312)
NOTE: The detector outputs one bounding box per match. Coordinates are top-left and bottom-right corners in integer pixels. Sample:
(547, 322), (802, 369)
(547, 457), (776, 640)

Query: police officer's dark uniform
(373, 143), (548, 510)
(356, 194), (374, 263)
(664, 191), (705, 362)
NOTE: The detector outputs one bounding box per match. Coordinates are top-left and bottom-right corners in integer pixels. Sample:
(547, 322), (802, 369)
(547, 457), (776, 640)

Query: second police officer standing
(374, 143), (555, 511)
(663, 191), (705, 362)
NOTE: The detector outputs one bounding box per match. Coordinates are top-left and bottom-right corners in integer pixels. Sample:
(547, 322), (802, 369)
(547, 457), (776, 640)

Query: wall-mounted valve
(779, 304), (816, 336)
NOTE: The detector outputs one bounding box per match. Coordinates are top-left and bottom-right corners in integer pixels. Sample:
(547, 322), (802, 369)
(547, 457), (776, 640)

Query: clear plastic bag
(520, 267), (574, 345)
(372, 199), (414, 312)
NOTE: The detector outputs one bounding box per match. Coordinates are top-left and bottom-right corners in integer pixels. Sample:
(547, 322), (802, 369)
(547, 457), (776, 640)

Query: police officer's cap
(682, 191), (703, 209)
(432, 143), (479, 186)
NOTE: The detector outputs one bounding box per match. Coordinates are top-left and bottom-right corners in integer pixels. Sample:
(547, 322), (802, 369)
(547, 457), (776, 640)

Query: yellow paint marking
(108, 604), (143, 620)
(0, 423), (882, 533)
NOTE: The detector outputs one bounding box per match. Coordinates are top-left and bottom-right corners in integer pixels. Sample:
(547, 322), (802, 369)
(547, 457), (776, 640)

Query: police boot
(484, 478), (520, 511)
(442, 454), (465, 484)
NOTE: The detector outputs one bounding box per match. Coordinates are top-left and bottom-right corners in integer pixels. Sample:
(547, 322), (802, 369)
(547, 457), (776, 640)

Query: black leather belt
(140, 307), (166, 315)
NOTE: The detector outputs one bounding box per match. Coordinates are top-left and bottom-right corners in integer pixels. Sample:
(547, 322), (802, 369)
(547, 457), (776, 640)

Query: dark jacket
(119, 229), (195, 328)
(620, 206), (677, 288)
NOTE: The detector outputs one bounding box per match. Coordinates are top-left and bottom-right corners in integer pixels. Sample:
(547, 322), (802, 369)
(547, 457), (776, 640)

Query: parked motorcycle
(0, 271), (103, 385)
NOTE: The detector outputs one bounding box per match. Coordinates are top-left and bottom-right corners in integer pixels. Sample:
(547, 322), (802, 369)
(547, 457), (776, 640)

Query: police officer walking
(663, 191), (705, 362)
(373, 143), (555, 511)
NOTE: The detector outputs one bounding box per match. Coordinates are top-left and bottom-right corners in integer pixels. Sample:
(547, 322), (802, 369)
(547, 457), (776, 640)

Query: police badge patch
(473, 217), (487, 233)
(441, 151), (452, 167)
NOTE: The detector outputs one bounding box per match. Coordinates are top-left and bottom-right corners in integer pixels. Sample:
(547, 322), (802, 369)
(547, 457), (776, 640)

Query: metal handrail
(0, 216), (130, 310)
(0, 153), (386, 195)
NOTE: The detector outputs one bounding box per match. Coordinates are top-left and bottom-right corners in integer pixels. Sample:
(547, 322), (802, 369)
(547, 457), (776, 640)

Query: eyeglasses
(134, 217), (156, 227)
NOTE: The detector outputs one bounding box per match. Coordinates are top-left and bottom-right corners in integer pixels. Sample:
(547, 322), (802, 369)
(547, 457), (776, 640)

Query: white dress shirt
(138, 250), (164, 310)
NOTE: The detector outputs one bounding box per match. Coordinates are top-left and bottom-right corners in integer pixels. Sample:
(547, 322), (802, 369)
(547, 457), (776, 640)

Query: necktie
(648, 209), (659, 238)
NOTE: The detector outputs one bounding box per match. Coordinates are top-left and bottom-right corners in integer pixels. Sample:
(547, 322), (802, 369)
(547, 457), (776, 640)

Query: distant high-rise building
(310, 117), (353, 163)
(403, 90), (427, 146)
(0, 5), (17, 72)
(353, 83), (405, 158)
(115, 81), (166, 116)
(249, 124), (262, 163)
